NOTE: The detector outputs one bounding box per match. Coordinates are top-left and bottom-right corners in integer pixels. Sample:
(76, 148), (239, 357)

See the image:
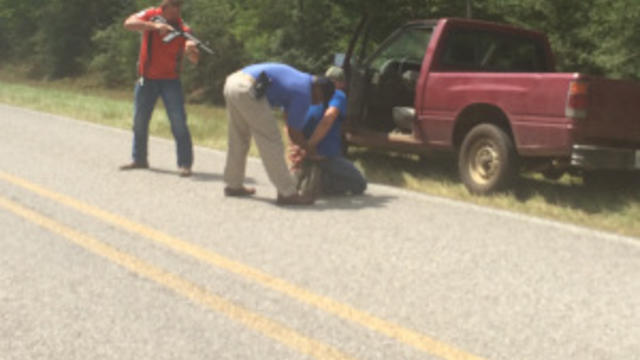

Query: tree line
(1, 0), (639, 103)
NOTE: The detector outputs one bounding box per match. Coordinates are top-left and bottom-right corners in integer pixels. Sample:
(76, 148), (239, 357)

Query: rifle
(151, 15), (214, 55)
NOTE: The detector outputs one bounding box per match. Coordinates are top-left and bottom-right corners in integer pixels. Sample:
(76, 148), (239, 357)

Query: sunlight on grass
(0, 77), (236, 153)
(349, 150), (640, 238)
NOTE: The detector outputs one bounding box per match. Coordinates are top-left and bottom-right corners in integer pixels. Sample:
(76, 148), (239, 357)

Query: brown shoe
(276, 192), (315, 206)
(119, 162), (149, 170)
(224, 186), (256, 197)
(179, 167), (192, 177)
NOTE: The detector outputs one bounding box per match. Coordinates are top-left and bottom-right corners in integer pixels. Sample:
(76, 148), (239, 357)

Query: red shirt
(135, 7), (191, 79)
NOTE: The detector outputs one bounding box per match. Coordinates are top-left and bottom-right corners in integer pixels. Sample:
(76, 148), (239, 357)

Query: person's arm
(123, 13), (173, 35)
(307, 106), (339, 148)
(288, 127), (321, 159)
(284, 113), (319, 159)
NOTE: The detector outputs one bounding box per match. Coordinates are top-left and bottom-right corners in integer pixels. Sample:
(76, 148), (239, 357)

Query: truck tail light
(565, 80), (589, 119)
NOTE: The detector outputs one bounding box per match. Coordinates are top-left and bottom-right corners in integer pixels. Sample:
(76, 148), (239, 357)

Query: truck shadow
(349, 150), (459, 185)
(349, 150), (639, 215)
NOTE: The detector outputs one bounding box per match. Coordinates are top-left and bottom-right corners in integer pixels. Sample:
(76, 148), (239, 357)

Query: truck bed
(578, 77), (640, 147)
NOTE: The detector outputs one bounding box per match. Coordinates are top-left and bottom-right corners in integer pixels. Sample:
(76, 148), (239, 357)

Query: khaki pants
(223, 71), (297, 197)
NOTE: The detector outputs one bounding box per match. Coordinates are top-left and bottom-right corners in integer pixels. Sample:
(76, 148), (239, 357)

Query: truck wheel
(458, 124), (518, 194)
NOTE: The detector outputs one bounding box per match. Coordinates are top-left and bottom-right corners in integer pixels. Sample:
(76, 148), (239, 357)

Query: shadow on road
(147, 165), (394, 210)
(313, 194), (396, 211)
(234, 194), (396, 211)
(148, 167), (256, 184)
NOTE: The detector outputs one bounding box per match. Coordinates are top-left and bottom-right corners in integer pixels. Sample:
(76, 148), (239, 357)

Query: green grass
(1, 72), (638, 239)
(350, 151), (640, 237)
(0, 71), (230, 151)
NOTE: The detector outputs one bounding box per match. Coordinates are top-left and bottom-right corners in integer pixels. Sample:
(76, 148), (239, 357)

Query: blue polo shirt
(302, 90), (347, 158)
(242, 63), (313, 131)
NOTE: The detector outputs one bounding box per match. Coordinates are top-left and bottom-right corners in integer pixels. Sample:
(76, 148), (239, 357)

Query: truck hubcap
(469, 141), (500, 184)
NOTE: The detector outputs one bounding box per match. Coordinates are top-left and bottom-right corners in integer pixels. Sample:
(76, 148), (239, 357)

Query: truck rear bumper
(571, 144), (640, 170)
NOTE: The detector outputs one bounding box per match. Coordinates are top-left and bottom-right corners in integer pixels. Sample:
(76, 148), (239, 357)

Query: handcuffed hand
(288, 144), (305, 169)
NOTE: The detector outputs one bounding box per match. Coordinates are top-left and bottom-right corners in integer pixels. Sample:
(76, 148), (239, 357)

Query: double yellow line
(0, 170), (485, 360)
(0, 195), (353, 359)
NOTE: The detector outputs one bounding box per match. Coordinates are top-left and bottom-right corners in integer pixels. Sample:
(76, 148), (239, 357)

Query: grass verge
(1, 73), (638, 238)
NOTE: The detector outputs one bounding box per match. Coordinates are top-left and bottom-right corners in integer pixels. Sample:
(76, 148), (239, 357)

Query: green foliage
(229, 0), (352, 73)
(0, 14), (7, 54)
(2, 0), (640, 95)
(180, 0), (250, 103)
(90, 22), (140, 87)
(0, 0), (41, 60)
(585, 0), (640, 78)
(0, 0), (128, 78)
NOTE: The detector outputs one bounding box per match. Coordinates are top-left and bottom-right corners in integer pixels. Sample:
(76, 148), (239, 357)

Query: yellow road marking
(0, 171), (486, 360)
(0, 195), (356, 360)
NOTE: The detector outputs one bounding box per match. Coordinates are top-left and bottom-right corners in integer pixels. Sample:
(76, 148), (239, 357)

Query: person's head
(311, 76), (335, 106)
(325, 66), (345, 90)
(161, 0), (183, 21)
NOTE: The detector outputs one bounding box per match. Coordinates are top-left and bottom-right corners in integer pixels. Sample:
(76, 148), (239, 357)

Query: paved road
(1, 103), (638, 360)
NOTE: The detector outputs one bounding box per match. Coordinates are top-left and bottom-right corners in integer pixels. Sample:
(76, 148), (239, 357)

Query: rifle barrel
(183, 32), (214, 55)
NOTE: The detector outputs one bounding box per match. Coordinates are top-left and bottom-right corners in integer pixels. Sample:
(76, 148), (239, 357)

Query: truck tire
(458, 124), (518, 194)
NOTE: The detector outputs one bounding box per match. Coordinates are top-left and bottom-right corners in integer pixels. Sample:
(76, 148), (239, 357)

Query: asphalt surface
(1, 103), (639, 360)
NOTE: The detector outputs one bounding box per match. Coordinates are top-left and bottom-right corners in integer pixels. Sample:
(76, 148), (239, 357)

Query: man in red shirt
(120, 0), (200, 177)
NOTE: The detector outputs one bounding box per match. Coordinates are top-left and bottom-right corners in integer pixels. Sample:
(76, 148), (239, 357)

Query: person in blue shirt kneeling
(291, 66), (367, 196)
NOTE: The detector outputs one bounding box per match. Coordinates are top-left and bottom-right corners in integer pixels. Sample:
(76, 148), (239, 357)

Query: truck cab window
(438, 28), (548, 72)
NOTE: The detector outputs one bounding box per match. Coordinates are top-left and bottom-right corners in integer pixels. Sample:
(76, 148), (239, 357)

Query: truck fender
(452, 104), (517, 152)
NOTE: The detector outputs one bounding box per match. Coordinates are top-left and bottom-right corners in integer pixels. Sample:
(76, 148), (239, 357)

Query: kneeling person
(294, 66), (367, 196)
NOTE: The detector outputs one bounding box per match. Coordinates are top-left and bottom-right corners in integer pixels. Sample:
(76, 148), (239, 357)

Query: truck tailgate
(581, 78), (640, 146)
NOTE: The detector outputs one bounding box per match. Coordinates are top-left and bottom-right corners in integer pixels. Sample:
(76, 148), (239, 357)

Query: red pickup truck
(343, 17), (640, 194)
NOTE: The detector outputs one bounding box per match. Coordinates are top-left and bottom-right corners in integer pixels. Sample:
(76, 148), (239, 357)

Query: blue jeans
(318, 157), (367, 195)
(131, 78), (193, 168)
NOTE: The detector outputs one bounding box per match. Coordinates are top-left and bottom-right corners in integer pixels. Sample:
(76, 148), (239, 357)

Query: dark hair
(315, 77), (335, 107)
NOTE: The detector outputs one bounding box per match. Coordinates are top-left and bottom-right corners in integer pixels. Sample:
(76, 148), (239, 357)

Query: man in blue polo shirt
(294, 66), (367, 196)
(222, 63), (334, 205)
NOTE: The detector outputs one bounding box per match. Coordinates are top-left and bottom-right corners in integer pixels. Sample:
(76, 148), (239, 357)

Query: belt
(235, 71), (255, 84)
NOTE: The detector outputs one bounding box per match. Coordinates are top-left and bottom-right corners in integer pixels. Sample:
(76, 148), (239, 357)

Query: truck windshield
(437, 27), (549, 72)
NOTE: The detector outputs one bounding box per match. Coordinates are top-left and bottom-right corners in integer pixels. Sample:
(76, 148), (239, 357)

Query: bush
(180, 0), (250, 103)
(90, 22), (140, 87)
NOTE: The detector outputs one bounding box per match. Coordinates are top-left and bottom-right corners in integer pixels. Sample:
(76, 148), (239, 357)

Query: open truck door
(344, 19), (435, 140)
(343, 14), (370, 133)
